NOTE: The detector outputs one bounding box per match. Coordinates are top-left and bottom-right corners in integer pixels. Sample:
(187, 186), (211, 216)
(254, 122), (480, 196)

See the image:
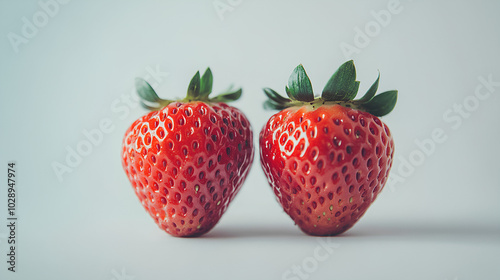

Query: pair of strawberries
(121, 61), (397, 237)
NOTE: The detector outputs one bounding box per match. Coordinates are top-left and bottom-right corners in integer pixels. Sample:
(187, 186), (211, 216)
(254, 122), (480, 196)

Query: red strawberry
(122, 68), (254, 237)
(260, 61), (397, 236)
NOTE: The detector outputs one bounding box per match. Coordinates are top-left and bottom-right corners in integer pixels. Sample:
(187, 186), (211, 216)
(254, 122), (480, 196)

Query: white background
(1, 0), (499, 279)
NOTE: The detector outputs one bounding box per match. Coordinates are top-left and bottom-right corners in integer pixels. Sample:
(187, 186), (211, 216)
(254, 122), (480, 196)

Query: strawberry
(260, 61), (397, 236)
(122, 68), (254, 237)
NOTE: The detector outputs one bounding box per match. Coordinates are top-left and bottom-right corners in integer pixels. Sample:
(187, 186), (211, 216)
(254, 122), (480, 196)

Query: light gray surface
(1, 0), (499, 279)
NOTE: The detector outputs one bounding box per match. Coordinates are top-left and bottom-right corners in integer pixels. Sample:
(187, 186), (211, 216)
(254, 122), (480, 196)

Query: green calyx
(263, 61), (398, 117)
(136, 67), (242, 110)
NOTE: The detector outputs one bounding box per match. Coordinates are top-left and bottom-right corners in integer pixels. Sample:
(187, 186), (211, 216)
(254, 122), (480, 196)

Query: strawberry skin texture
(260, 104), (394, 236)
(122, 101), (254, 237)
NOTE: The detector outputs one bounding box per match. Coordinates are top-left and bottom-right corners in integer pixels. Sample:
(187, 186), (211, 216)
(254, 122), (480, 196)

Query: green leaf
(286, 64), (314, 102)
(135, 78), (161, 103)
(353, 81), (360, 97)
(187, 71), (201, 99)
(363, 90), (398, 117)
(140, 101), (160, 111)
(358, 72), (379, 103)
(264, 99), (288, 110)
(263, 88), (291, 104)
(200, 68), (213, 98)
(212, 88), (242, 102)
(322, 60), (357, 101)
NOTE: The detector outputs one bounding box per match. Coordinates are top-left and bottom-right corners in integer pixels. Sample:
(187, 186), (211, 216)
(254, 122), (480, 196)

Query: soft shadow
(203, 225), (305, 239)
(201, 222), (500, 240)
(344, 222), (500, 239)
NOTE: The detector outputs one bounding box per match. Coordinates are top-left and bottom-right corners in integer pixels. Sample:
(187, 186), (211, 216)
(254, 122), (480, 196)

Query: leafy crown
(135, 68), (242, 110)
(263, 61), (398, 117)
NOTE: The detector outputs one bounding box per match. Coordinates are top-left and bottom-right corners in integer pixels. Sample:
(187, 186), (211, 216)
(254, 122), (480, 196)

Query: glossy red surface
(122, 101), (254, 237)
(260, 104), (394, 235)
